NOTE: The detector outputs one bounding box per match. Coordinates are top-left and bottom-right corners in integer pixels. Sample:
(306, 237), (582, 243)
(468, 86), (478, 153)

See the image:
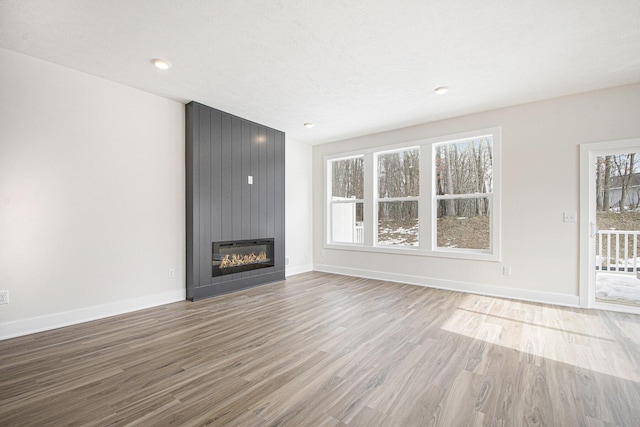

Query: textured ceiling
(1, 0), (639, 145)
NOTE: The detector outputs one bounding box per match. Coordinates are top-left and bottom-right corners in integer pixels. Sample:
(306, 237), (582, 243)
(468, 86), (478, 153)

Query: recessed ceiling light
(434, 86), (449, 95)
(304, 123), (315, 128)
(151, 58), (172, 70)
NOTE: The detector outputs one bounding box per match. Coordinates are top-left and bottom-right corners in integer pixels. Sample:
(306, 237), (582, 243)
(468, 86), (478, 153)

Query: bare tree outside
(612, 153), (637, 212)
(331, 157), (364, 243)
(377, 148), (419, 246)
(596, 156), (612, 211)
(595, 152), (640, 272)
(596, 153), (640, 213)
(332, 157), (364, 199)
(436, 138), (493, 249)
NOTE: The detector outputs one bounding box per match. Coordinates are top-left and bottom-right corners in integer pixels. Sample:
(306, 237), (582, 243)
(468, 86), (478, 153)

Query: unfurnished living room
(1, 1), (640, 425)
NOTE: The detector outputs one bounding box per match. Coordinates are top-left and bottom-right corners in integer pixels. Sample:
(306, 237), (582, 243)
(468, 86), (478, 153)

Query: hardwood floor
(1, 271), (639, 426)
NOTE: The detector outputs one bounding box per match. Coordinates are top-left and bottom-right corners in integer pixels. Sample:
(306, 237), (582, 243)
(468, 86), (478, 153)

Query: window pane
(332, 157), (364, 199)
(595, 153), (640, 212)
(378, 148), (419, 198)
(331, 202), (364, 243)
(437, 198), (490, 250)
(436, 137), (492, 195)
(377, 201), (418, 246)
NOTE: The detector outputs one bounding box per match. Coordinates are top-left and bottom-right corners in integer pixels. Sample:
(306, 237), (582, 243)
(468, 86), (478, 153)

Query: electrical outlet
(285, 257), (290, 265)
(168, 268), (176, 279)
(0, 290), (9, 304)
(503, 266), (512, 276)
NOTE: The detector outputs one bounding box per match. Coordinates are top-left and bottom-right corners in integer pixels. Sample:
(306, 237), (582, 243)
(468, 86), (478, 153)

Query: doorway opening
(580, 139), (640, 313)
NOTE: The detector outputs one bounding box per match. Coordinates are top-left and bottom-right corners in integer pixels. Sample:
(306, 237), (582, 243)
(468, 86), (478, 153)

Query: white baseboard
(313, 264), (580, 308)
(0, 289), (186, 341)
(286, 263), (314, 277)
(1, 266), (580, 341)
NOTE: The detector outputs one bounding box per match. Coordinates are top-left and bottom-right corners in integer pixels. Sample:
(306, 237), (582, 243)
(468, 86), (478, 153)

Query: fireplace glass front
(212, 238), (275, 277)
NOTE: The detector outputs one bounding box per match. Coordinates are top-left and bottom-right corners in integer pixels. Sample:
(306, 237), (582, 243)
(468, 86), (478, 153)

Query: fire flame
(220, 251), (267, 269)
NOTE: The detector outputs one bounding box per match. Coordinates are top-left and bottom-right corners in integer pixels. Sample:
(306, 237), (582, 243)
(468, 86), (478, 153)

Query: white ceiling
(1, 0), (639, 145)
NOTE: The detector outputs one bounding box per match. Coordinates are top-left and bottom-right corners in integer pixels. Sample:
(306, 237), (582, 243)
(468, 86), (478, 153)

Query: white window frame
(324, 128), (501, 261)
(432, 137), (497, 257)
(374, 146), (421, 247)
(326, 154), (365, 246)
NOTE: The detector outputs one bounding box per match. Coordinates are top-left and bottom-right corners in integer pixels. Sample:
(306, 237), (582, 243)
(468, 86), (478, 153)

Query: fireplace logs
(220, 251), (268, 269)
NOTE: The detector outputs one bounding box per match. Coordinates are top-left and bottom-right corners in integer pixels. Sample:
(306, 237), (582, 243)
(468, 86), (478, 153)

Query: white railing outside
(596, 230), (640, 274)
(354, 224), (364, 243)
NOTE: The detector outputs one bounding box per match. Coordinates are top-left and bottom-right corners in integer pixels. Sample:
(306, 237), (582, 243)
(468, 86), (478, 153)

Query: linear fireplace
(212, 238), (275, 277)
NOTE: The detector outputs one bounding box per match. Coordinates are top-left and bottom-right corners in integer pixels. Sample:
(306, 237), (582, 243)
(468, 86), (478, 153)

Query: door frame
(580, 137), (640, 313)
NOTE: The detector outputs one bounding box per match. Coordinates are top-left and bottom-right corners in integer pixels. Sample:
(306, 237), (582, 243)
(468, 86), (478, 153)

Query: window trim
(324, 128), (501, 262)
(374, 146), (421, 247)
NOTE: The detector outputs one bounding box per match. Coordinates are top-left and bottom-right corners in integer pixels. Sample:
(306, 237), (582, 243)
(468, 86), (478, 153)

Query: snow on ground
(378, 223), (419, 246)
(596, 272), (640, 306)
(377, 239), (419, 246)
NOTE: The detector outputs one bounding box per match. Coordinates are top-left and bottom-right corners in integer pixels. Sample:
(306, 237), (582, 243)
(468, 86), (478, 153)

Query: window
(435, 137), (493, 251)
(325, 128), (500, 260)
(329, 156), (364, 244)
(376, 147), (419, 246)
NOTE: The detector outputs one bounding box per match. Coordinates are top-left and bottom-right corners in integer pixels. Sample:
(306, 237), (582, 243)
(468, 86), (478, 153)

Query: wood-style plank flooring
(1, 272), (640, 426)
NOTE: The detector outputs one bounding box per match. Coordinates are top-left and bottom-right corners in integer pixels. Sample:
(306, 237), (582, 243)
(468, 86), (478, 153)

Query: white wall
(285, 137), (313, 276)
(313, 83), (640, 306)
(0, 49), (186, 338)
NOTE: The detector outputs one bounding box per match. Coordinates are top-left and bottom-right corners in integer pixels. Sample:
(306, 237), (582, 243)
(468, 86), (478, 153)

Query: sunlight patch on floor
(440, 294), (640, 382)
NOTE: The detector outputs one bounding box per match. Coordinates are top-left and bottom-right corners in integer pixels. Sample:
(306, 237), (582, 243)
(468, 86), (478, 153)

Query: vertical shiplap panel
(185, 103), (199, 297)
(241, 120), (252, 240)
(198, 106), (212, 286)
(251, 123), (260, 240)
(266, 128), (275, 240)
(240, 119), (252, 280)
(259, 126), (268, 238)
(221, 112), (233, 241)
(231, 116), (243, 241)
(210, 109), (222, 242)
(274, 131), (285, 273)
(210, 109), (223, 285)
(250, 124), (259, 277)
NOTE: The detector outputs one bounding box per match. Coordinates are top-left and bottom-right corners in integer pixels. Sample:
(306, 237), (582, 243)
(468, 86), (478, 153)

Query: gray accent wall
(186, 102), (285, 300)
